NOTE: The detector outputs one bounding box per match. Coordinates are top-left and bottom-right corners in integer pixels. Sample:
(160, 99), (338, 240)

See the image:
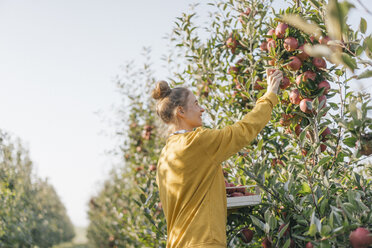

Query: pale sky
(0, 0), (370, 227)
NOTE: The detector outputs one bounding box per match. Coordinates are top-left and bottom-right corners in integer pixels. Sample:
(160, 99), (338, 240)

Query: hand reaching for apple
(266, 69), (283, 95)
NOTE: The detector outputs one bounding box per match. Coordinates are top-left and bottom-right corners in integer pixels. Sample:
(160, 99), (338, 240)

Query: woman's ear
(176, 106), (185, 117)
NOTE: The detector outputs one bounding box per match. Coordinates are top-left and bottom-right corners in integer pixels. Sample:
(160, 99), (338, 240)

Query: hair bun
(152, 80), (172, 100)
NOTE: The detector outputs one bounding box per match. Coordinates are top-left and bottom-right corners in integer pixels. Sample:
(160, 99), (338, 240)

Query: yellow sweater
(156, 92), (278, 248)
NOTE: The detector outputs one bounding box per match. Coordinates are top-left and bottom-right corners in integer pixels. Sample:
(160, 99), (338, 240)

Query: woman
(152, 69), (283, 248)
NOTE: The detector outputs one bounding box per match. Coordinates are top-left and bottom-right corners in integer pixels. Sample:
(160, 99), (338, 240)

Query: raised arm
(197, 69), (283, 164)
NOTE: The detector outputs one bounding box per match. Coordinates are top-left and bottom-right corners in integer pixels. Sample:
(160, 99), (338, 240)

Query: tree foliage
(0, 130), (75, 247)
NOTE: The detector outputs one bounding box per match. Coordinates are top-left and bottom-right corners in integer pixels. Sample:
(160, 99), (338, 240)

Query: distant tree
(0, 130), (75, 247)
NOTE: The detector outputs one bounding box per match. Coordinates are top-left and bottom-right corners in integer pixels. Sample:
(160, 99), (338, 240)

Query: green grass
(53, 226), (89, 248)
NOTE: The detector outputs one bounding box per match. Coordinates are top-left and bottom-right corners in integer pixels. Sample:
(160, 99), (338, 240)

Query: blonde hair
(151, 81), (190, 124)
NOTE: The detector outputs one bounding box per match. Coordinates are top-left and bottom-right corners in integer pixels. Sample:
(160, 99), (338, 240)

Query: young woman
(152, 69), (283, 248)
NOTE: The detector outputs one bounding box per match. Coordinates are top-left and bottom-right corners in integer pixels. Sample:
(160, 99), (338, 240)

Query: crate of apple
(225, 181), (261, 209)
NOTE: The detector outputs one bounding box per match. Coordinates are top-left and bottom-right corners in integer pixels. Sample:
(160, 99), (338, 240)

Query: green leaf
(341, 53), (357, 72)
(329, 102), (339, 110)
(356, 45), (364, 56)
(357, 70), (372, 79)
(321, 225), (332, 236)
(281, 14), (321, 37)
(257, 138), (264, 151)
(319, 156), (332, 166)
(140, 194), (147, 204)
(360, 18), (367, 34)
(343, 137), (357, 147)
(278, 223), (290, 239)
(364, 36), (372, 51)
(250, 215), (265, 231)
(300, 182), (312, 194)
(283, 239), (291, 248)
(308, 223), (317, 236)
(309, 0), (321, 9)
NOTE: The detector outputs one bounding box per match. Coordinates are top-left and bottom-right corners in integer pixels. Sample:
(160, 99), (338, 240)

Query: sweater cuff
(258, 91), (279, 108)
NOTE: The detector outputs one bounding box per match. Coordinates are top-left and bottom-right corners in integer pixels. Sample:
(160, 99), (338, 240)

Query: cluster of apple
(260, 22), (336, 153)
(225, 180), (255, 197)
(261, 22), (331, 111)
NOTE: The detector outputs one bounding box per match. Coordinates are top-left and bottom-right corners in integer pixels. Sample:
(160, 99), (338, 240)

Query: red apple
(231, 192), (244, 197)
(144, 125), (152, 132)
(321, 127), (331, 140)
(318, 81), (330, 94)
(287, 56), (302, 71)
(260, 41), (268, 51)
(303, 71), (317, 84)
(241, 229), (254, 243)
(306, 242), (314, 248)
(149, 164), (157, 171)
(290, 89), (301, 104)
(313, 57), (327, 69)
(320, 143), (327, 152)
(296, 74), (302, 85)
(284, 37), (298, 51)
(271, 158), (284, 167)
(226, 37), (238, 53)
(309, 36), (315, 43)
(254, 80), (264, 90)
(226, 183), (235, 194)
(262, 237), (272, 248)
(280, 118), (291, 126)
(295, 124), (302, 136)
(239, 8), (252, 24)
(228, 66), (239, 75)
(236, 184), (246, 194)
(297, 45), (310, 61)
(275, 23), (288, 39)
(350, 227), (372, 248)
(302, 148), (308, 156)
(268, 59), (276, 66)
(266, 29), (275, 41)
(244, 192), (255, 196)
(267, 39), (276, 50)
(300, 98), (313, 113)
(280, 76), (291, 89)
(280, 113), (292, 126)
(319, 36), (331, 45)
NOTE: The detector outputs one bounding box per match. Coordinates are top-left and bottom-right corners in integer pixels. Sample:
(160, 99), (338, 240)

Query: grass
(53, 226), (89, 248)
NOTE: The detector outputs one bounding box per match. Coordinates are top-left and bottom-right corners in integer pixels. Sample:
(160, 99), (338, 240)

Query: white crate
(226, 185), (261, 209)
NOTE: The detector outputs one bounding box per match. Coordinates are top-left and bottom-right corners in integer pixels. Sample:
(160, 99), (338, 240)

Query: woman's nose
(201, 107), (205, 112)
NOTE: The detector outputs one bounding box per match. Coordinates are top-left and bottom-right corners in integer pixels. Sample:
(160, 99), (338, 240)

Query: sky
(0, 0), (371, 227)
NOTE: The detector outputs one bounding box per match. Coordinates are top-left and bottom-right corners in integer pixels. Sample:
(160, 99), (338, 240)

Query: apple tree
(87, 49), (167, 248)
(87, 0), (372, 247)
(167, 0), (372, 247)
(0, 130), (75, 247)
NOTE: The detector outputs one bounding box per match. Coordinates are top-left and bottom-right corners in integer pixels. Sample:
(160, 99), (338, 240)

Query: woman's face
(182, 92), (205, 128)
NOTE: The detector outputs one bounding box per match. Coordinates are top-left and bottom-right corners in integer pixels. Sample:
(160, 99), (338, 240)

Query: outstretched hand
(266, 69), (283, 95)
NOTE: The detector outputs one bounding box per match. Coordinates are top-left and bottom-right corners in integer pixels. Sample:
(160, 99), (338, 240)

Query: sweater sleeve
(197, 91), (278, 164)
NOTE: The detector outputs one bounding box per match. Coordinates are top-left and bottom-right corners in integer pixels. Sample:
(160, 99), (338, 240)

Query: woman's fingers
(268, 71), (282, 84)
